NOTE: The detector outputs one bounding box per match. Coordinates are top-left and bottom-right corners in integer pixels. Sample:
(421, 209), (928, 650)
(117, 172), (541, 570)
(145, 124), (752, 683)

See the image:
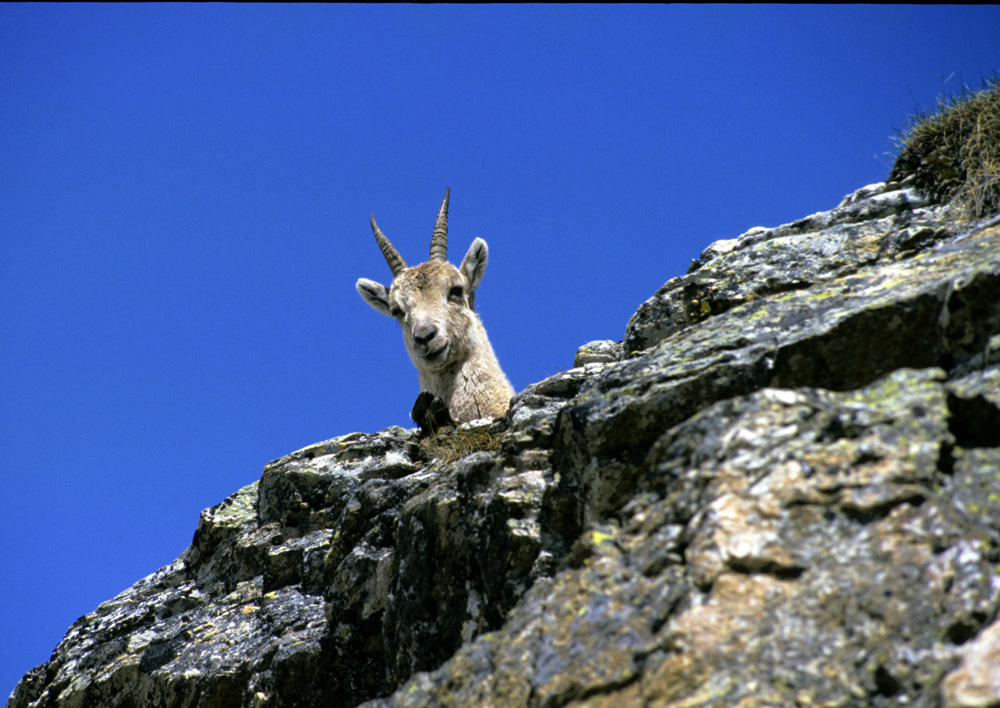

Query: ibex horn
(429, 188), (450, 262)
(370, 215), (407, 277)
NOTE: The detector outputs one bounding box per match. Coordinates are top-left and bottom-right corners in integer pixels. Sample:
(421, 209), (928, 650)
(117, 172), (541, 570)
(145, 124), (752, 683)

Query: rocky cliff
(8, 177), (1000, 708)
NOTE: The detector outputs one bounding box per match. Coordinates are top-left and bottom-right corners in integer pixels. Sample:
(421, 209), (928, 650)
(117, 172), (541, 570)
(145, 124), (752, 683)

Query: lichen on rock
(9, 181), (1000, 708)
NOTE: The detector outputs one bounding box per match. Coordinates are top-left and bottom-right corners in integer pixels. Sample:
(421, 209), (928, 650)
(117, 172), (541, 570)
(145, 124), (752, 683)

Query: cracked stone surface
(9, 182), (1000, 708)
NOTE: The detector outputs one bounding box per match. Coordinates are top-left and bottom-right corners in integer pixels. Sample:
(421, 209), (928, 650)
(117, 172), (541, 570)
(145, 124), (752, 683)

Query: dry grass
(418, 425), (502, 464)
(888, 76), (1000, 221)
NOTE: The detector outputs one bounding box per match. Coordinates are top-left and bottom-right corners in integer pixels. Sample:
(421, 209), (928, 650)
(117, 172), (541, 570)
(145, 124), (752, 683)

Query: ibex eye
(449, 285), (464, 301)
(391, 307), (404, 318)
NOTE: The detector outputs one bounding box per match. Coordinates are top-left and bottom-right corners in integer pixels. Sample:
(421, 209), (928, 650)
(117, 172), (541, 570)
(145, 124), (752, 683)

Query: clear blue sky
(2, 4), (998, 696)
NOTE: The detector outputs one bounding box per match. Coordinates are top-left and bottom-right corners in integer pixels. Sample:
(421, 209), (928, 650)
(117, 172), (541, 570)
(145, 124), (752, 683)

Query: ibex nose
(413, 323), (438, 347)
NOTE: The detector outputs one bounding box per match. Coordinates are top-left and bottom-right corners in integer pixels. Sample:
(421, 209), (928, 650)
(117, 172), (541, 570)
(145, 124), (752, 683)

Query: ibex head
(356, 188), (492, 376)
(356, 190), (514, 423)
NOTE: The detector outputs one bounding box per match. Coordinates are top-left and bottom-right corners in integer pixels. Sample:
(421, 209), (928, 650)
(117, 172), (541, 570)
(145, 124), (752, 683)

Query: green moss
(889, 75), (1000, 220)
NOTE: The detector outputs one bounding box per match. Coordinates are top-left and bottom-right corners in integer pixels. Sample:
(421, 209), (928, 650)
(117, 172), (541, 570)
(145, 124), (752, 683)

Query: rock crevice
(9, 181), (1000, 708)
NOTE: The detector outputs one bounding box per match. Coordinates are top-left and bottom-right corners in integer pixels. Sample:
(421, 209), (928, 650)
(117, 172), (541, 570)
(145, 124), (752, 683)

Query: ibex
(356, 189), (515, 424)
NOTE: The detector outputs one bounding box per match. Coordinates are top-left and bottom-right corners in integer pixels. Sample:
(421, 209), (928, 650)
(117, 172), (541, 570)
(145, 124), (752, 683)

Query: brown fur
(356, 194), (514, 422)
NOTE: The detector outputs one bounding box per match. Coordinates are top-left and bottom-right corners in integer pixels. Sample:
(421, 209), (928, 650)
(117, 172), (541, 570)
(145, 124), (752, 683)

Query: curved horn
(429, 188), (450, 262)
(370, 215), (407, 277)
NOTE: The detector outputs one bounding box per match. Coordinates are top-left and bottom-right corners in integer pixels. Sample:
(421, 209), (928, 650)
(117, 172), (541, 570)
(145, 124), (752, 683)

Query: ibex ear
(460, 238), (488, 291)
(356, 278), (393, 317)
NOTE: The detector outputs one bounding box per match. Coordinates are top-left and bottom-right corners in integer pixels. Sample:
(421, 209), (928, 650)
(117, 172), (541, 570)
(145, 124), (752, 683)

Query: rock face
(9, 180), (1000, 708)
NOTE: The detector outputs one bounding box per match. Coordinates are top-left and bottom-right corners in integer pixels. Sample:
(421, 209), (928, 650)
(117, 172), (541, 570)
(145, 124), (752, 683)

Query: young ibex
(356, 189), (515, 423)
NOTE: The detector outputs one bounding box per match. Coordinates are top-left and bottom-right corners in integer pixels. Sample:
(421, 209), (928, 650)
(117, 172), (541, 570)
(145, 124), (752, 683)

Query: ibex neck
(417, 334), (513, 422)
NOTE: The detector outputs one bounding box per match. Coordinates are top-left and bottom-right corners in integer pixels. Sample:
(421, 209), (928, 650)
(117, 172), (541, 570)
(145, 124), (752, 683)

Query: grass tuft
(418, 425), (501, 464)
(888, 75), (1000, 221)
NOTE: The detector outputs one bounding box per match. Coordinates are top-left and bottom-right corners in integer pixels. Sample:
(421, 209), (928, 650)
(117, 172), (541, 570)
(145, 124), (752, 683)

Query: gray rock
(9, 185), (1000, 708)
(626, 181), (955, 354)
(574, 340), (623, 366)
(942, 616), (1000, 708)
(364, 365), (1000, 708)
